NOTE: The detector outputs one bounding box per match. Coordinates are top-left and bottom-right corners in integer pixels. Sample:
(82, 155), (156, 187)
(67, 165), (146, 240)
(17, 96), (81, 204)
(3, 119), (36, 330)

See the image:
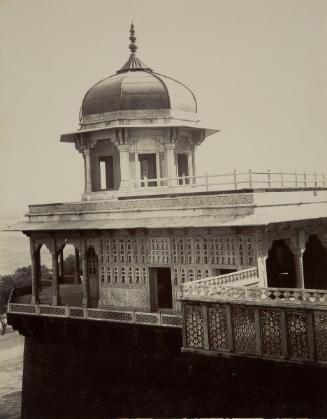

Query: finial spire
(129, 22), (137, 53)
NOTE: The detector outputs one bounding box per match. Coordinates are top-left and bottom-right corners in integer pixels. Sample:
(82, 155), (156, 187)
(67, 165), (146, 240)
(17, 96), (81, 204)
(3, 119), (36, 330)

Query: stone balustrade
(7, 302), (182, 328)
(180, 286), (327, 365)
(180, 268), (259, 297)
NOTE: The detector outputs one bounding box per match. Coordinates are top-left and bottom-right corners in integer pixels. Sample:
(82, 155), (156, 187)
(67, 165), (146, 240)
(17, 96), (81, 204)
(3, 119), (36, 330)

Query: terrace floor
(14, 284), (83, 306)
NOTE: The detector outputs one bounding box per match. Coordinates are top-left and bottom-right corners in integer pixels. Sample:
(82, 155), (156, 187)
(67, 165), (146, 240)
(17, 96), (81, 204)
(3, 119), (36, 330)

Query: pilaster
(287, 231), (307, 289)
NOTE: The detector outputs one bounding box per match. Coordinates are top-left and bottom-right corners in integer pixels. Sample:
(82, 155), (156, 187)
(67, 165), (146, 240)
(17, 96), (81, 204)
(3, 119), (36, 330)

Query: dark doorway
(86, 246), (99, 307)
(100, 156), (114, 190)
(138, 153), (157, 186)
(303, 235), (327, 289)
(149, 267), (172, 310)
(266, 240), (296, 288)
(177, 154), (189, 184)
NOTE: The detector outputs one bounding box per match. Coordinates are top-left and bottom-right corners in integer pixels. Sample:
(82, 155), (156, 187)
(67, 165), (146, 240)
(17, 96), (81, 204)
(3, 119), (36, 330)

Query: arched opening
(86, 246), (99, 307)
(303, 235), (327, 289)
(60, 244), (77, 283)
(266, 240), (296, 288)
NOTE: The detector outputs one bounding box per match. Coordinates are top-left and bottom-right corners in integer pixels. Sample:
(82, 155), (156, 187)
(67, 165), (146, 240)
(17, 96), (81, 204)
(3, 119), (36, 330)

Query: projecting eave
(60, 124), (219, 143)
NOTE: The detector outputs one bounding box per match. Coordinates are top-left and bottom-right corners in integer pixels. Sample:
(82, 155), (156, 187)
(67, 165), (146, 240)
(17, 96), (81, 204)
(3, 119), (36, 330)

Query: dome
(80, 24), (197, 120)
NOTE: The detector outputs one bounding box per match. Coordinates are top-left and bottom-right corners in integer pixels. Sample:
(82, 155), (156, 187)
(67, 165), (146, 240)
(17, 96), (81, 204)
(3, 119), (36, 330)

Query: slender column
(117, 145), (130, 190)
(74, 248), (81, 284)
(84, 148), (92, 192)
(288, 231), (306, 289)
(36, 248), (41, 292)
(294, 251), (305, 289)
(257, 255), (268, 287)
(256, 234), (269, 287)
(51, 248), (61, 306)
(166, 144), (176, 187)
(82, 254), (89, 307)
(59, 249), (64, 282)
(30, 241), (40, 304)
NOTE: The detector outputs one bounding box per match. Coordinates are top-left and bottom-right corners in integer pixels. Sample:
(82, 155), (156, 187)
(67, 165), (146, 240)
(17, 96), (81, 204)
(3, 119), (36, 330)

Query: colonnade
(30, 237), (91, 307)
(257, 231), (327, 289)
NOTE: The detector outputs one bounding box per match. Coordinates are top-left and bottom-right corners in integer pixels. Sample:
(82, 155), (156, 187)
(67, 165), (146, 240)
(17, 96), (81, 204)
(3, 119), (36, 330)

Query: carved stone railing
(181, 284), (327, 307)
(7, 303), (182, 328)
(180, 286), (327, 365)
(130, 170), (326, 192)
(180, 268), (259, 298)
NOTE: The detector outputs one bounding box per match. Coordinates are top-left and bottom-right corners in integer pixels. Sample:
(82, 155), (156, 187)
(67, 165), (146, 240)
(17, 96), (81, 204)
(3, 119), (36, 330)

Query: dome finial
(129, 21), (137, 53)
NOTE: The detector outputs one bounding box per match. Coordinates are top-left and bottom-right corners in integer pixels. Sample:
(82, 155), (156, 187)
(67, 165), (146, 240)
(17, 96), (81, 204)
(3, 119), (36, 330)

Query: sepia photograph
(0, 0), (327, 418)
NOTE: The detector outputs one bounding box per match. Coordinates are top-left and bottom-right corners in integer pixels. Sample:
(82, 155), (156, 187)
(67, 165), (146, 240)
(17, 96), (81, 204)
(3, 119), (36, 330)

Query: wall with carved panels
(95, 232), (256, 311)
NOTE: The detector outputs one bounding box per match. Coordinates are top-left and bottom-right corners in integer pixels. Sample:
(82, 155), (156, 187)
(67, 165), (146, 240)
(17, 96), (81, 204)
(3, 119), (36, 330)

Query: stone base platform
(9, 314), (327, 418)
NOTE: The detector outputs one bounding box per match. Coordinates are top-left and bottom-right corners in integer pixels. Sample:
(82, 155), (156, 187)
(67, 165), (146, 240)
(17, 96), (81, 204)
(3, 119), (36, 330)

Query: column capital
(287, 230), (307, 256)
(116, 144), (130, 152)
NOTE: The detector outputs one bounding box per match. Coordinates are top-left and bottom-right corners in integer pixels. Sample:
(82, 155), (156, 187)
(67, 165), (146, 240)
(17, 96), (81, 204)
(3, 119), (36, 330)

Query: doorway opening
(138, 153), (157, 186)
(177, 153), (189, 184)
(149, 267), (173, 310)
(266, 240), (296, 288)
(303, 235), (327, 289)
(100, 155), (114, 190)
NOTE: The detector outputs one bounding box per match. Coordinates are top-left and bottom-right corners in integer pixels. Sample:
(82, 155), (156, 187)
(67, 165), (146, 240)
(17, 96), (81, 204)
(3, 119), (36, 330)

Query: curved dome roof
(81, 24), (197, 119)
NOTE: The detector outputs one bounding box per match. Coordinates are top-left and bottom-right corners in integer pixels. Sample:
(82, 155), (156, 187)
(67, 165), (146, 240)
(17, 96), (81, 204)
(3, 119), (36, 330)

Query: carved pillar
(84, 148), (92, 193)
(30, 240), (40, 304)
(256, 234), (269, 287)
(35, 247), (41, 291)
(166, 144), (176, 186)
(288, 231), (307, 289)
(117, 145), (130, 190)
(80, 240), (89, 307)
(49, 240), (61, 306)
(59, 249), (64, 282)
(74, 247), (81, 284)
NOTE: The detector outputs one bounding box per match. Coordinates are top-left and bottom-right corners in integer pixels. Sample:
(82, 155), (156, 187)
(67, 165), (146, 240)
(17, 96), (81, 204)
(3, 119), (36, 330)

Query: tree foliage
(0, 264), (51, 335)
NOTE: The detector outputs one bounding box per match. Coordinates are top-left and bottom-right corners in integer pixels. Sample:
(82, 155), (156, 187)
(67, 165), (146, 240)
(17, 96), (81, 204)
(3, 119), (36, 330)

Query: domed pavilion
(61, 23), (217, 197)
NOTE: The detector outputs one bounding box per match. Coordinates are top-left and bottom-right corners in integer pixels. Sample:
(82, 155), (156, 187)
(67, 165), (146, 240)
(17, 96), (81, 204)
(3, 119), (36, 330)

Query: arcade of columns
(27, 227), (327, 308)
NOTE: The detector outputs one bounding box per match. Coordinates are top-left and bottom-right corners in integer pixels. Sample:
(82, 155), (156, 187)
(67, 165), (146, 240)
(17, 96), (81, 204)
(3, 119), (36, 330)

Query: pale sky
(0, 0), (326, 213)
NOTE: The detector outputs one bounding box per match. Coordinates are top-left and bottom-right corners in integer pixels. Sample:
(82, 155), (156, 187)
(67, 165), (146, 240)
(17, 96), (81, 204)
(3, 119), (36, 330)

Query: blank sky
(0, 0), (326, 212)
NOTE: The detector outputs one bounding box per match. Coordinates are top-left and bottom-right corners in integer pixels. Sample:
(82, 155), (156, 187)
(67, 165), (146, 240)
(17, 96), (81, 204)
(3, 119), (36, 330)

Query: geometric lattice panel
(208, 305), (228, 350)
(184, 304), (204, 349)
(287, 312), (310, 360)
(232, 307), (256, 354)
(260, 310), (283, 358)
(314, 311), (327, 362)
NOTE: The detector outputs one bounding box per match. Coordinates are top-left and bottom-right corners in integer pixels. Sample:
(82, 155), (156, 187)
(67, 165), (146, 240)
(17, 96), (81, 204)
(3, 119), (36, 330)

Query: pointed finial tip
(129, 21), (137, 53)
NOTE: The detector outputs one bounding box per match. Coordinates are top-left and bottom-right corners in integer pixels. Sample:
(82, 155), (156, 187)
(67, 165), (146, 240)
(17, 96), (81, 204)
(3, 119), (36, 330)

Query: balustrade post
(323, 172), (326, 188)
(205, 172), (209, 191)
(280, 310), (289, 359)
(254, 308), (262, 355)
(202, 304), (210, 350)
(225, 304), (234, 353)
(295, 170), (298, 188)
(248, 169), (253, 188)
(306, 310), (316, 362)
(233, 170), (237, 190)
(30, 240), (40, 304)
(267, 169), (271, 188)
(280, 170), (284, 188)
(304, 171), (307, 188)
(314, 171), (317, 188)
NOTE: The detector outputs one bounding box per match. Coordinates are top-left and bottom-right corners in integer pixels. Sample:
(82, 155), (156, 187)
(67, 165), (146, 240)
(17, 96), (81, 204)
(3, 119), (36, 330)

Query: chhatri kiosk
(8, 25), (327, 418)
